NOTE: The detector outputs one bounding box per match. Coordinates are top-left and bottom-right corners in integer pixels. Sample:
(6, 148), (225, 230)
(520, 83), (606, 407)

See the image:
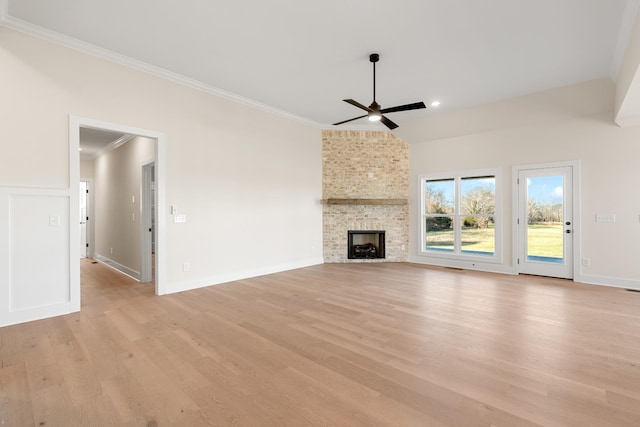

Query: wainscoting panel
(0, 187), (74, 326)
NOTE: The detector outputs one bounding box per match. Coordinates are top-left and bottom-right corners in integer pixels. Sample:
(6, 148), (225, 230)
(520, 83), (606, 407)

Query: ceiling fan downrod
(370, 53), (379, 105)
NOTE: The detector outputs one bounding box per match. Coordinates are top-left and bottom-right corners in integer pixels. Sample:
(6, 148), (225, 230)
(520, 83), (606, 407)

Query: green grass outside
(425, 223), (563, 257)
(526, 223), (563, 258)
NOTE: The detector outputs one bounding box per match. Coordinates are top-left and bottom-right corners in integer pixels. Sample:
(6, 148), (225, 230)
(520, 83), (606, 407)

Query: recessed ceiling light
(430, 101), (441, 107)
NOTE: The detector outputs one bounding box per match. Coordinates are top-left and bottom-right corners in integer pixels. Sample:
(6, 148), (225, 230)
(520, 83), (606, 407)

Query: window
(421, 170), (499, 260)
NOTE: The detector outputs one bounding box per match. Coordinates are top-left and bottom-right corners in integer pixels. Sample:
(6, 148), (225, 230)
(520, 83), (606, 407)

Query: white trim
(70, 115), (167, 295)
(610, 0), (640, 81)
(408, 256), (516, 275)
(167, 257), (324, 295)
(418, 167), (502, 264)
(0, 12), (321, 129)
(579, 273), (640, 291)
(140, 162), (154, 283)
(69, 118), (80, 311)
(90, 134), (136, 160)
(512, 160), (581, 281)
(93, 253), (141, 281)
(79, 178), (95, 259)
(0, 186), (76, 326)
(1, 302), (74, 328)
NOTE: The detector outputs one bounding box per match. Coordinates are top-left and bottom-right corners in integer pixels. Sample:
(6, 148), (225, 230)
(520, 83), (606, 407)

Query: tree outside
(424, 177), (495, 254)
(461, 186), (494, 228)
(424, 180), (453, 231)
(526, 176), (564, 260)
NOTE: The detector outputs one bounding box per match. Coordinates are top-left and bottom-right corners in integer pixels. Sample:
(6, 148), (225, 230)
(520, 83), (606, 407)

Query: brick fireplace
(322, 130), (409, 263)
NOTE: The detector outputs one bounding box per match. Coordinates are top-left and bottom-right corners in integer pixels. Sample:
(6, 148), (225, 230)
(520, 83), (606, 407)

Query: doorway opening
(71, 116), (166, 304)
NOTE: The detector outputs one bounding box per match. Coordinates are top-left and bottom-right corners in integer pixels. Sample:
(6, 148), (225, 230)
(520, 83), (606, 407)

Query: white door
(517, 166), (573, 278)
(79, 181), (88, 258)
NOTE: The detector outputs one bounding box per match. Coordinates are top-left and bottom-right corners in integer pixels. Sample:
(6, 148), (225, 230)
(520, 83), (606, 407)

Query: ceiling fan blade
(343, 99), (372, 112)
(380, 115), (398, 130)
(333, 114), (368, 126)
(380, 101), (426, 114)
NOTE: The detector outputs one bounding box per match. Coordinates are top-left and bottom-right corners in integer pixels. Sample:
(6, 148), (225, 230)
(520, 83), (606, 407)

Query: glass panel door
(518, 166), (573, 278)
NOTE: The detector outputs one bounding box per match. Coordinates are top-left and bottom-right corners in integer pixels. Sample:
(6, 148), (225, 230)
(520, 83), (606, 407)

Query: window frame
(419, 168), (502, 263)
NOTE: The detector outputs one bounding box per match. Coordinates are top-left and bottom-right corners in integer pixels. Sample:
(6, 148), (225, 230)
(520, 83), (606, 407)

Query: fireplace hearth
(348, 230), (385, 259)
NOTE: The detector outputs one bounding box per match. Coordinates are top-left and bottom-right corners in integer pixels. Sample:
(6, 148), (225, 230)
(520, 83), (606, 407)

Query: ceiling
(1, 0), (638, 130)
(78, 128), (128, 160)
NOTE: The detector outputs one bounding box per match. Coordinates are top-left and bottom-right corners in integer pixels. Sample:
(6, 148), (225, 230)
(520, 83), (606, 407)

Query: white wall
(94, 136), (155, 278)
(399, 78), (640, 289)
(80, 159), (95, 180)
(0, 26), (322, 326)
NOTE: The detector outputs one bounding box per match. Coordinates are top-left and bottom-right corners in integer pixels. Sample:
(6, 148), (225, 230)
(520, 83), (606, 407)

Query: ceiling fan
(333, 53), (426, 130)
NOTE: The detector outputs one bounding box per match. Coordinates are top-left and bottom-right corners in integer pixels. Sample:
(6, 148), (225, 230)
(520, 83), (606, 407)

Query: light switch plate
(595, 213), (615, 223)
(174, 214), (186, 223)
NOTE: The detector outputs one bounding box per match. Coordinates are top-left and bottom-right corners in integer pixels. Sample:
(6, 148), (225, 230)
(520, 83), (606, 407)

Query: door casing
(70, 115), (167, 303)
(79, 180), (89, 258)
(512, 161), (581, 280)
(140, 162), (154, 283)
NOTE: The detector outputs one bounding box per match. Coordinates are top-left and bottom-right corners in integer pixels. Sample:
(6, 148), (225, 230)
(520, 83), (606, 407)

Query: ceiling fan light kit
(368, 110), (382, 122)
(333, 53), (426, 130)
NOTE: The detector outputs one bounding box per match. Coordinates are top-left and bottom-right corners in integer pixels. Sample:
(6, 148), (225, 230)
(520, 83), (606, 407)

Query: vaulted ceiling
(1, 0), (637, 129)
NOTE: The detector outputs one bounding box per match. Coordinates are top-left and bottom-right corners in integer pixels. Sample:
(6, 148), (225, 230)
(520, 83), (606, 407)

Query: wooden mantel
(325, 198), (408, 205)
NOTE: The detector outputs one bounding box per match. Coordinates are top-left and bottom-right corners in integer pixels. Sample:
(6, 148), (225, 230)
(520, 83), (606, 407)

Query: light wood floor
(1, 260), (640, 426)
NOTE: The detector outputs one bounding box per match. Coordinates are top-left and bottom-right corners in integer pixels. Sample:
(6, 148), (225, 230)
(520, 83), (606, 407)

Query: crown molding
(0, 6), (324, 129)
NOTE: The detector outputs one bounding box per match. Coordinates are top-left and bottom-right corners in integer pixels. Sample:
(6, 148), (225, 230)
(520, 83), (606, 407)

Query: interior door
(518, 166), (573, 278)
(79, 181), (88, 258)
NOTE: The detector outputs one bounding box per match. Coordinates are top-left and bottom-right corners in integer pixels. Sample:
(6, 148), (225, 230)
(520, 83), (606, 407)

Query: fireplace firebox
(348, 230), (385, 259)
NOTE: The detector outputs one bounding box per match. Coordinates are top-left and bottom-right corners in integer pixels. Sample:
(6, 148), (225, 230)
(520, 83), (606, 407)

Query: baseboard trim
(408, 256), (517, 275)
(167, 257), (324, 295)
(577, 273), (640, 291)
(93, 253), (141, 281)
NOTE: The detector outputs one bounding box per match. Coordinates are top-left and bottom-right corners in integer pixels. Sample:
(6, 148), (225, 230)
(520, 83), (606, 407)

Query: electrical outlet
(582, 258), (590, 266)
(183, 262), (190, 272)
(110, 247), (113, 254)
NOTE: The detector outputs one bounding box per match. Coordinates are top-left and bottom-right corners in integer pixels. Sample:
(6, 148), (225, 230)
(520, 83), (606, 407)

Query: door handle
(566, 230), (571, 234)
